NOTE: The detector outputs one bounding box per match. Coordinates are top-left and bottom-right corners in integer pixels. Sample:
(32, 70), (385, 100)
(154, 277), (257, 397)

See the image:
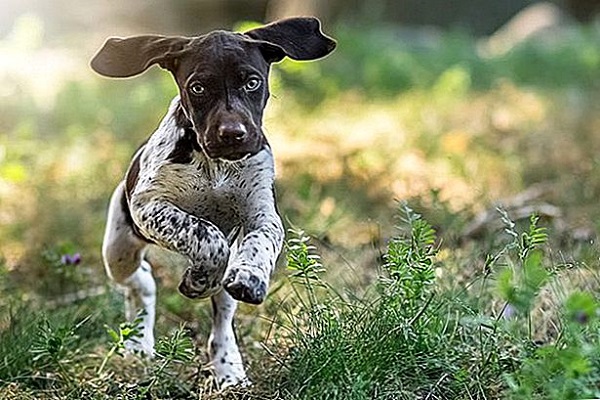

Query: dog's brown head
(91, 17), (336, 161)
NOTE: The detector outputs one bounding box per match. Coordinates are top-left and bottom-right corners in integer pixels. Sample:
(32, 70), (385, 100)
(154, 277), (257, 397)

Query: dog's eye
(243, 77), (261, 92)
(189, 82), (205, 96)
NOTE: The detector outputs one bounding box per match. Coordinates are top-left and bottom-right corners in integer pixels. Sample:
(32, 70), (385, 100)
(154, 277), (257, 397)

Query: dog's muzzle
(201, 124), (263, 161)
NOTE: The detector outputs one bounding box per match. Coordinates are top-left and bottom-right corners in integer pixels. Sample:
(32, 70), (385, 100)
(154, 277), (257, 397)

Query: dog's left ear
(244, 17), (336, 63)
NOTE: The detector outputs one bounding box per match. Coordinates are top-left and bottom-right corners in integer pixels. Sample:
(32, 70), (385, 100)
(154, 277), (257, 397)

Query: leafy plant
(380, 202), (437, 308)
(97, 314), (144, 376)
(272, 204), (500, 399)
(30, 314), (91, 387)
(504, 289), (600, 399)
(496, 212), (549, 321)
(139, 325), (195, 398)
(474, 210), (600, 399)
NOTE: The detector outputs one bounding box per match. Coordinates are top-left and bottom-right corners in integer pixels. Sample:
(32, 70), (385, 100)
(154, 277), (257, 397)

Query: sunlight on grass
(267, 80), (565, 243)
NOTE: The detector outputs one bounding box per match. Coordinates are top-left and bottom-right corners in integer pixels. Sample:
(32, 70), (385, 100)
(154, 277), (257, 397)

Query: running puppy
(92, 17), (335, 387)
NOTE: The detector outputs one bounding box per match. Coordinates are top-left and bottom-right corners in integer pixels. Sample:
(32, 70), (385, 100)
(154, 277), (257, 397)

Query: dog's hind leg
(121, 259), (156, 356)
(102, 181), (156, 356)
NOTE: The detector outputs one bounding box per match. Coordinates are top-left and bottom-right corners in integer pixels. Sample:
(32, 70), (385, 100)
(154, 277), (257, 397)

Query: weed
(496, 212), (550, 332)
(30, 315), (91, 383)
(380, 202), (437, 307)
(97, 315), (144, 376)
(138, 325), (196, 399)
(0, 308), (45, 385)
(502, 288), (600, 399)
(263, 206), (600, 399)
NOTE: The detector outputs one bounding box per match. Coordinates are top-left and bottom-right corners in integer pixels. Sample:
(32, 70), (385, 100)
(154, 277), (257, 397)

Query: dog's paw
(219, 374), (251, 390)
(178, 267), (221, 299)
(212, 355), (251, 390)
(222, 267), (267, 304)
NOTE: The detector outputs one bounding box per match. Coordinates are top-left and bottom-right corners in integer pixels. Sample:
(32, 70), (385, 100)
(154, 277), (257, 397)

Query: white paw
(216, 366), (251, 389)
(211, 350), (249, 389)
(220, 375), (252, 390)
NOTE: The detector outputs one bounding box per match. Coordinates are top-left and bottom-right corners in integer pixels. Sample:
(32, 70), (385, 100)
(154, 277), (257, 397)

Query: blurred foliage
(276, 25), (600, 102)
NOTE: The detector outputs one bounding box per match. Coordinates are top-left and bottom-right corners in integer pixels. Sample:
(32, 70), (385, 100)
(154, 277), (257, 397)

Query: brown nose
(218, 122), (247, 144)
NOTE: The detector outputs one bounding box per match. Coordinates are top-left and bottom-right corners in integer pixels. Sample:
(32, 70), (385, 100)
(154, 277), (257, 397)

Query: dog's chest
(161, 156), (245, 229)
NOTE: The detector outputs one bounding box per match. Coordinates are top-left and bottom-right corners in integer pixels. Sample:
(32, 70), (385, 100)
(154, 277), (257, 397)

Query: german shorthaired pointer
(91, 17), (335, 388)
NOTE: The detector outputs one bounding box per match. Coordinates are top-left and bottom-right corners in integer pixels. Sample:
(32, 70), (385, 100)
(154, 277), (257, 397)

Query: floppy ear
(90, 35), (191, 78)
(244, 17), (336, 63)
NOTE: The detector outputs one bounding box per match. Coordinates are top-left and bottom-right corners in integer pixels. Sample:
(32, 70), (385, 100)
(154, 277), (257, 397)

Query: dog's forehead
(193, 31), (246, 54)
(179, 31), (266, 73)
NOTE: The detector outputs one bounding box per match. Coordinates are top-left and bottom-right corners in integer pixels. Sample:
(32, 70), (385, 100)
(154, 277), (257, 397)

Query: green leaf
(565, 291), (598, 323)
(106, 328), (120, 343)
(497, 267), (515, 303)
(523, 250), (548, 293)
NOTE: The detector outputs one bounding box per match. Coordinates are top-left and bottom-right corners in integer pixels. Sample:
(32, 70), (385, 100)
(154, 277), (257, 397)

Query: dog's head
(91, 17), (336, 161)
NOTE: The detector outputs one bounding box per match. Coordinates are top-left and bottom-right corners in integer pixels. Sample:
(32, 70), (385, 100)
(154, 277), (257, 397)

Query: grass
(259, 206), (600, 399)
(1, 20), (600, 399)
(3, 205), (597, 399)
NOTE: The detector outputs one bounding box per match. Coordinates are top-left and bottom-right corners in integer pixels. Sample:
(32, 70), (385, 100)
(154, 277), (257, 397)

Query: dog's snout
(203, 114), (260, 160)
(218, 122), (247, 144)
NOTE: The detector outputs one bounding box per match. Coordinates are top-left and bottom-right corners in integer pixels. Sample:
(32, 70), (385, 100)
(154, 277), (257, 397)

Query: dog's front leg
(223, 190), (284, 304)
(130, 198), (230, 298)
(209, 263), (250, 388)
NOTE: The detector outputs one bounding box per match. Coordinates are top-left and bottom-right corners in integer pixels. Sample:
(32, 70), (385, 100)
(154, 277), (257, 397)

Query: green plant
(380, 202), (437, 308)
(0, 307), (45, 384)
(472, 210), (600, 399)
(138, 325), (195, 398)
(97, 314), (144, 376)
(29, 314), (91, 388)
(272, 204), (503, 399)
(285, 227), (328, 307)
(496, 212), (550, 334)
(503, 289), (600, 399)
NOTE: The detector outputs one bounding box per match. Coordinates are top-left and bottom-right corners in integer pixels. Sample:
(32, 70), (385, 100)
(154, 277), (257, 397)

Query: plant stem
(97, 345), (116, 376)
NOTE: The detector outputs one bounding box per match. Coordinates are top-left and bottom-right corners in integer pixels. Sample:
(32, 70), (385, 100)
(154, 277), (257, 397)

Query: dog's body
(93, 18), (335, 387)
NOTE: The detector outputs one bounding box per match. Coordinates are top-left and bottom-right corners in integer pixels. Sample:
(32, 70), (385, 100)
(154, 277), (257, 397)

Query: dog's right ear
(244, 17), (336, 63)
(91, 35), (190, 78)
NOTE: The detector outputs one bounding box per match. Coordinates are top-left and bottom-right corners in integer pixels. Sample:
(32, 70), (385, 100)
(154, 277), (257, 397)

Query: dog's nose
(218, 122), (247, 144)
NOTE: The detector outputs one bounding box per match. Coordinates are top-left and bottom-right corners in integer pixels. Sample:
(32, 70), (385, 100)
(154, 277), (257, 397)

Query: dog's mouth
(206, 148), (253, 161)
(204, 146), (252, 161)
(200, 131), (264, 161)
